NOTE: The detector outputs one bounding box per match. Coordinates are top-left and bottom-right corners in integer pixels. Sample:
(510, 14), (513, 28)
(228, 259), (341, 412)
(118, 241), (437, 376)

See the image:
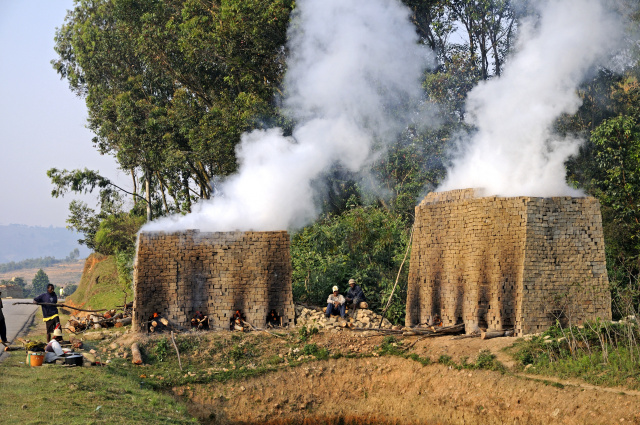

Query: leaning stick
(170, 331), (183, 371)
(12, 302), (108, 313)
(378, 225), (415, 329)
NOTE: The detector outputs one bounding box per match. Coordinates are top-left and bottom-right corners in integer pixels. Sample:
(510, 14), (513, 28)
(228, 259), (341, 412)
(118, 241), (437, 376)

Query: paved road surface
(3, 298), (39, 343)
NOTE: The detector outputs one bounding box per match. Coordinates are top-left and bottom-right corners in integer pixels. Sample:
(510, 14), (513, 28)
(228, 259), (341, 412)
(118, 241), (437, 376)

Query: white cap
(332, 286), (339, 292)
(348, 279), (356, 285)
(53, 328), (63, 337)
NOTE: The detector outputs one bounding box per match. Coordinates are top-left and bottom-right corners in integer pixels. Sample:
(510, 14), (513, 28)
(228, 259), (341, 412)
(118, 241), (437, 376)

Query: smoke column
(143, 0), (431, 232)
(439, 0), (624, 197)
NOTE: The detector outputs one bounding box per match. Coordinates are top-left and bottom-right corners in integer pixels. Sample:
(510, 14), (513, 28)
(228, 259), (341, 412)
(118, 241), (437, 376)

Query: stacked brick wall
(406, 189), (610, 336)
(133, 230), (295, 332)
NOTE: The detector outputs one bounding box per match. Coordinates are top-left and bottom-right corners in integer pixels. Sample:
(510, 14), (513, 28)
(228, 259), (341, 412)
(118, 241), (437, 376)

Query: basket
(26, 351), (45, 367)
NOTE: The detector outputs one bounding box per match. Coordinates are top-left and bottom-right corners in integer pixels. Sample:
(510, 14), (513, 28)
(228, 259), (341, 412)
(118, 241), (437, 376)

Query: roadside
(0, 298), (38, 363)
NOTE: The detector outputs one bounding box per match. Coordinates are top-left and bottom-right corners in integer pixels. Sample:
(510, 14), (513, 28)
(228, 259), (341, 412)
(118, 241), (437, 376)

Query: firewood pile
(66, 303), (133, 333)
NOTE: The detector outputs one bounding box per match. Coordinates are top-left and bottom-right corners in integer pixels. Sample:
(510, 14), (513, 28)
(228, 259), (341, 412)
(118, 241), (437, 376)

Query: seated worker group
(325, 279), (366, 319)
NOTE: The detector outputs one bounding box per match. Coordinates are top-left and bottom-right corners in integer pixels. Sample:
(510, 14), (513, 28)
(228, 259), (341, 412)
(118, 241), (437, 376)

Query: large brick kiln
(406, 189), (611, 336)
(132, 230), (295, 332)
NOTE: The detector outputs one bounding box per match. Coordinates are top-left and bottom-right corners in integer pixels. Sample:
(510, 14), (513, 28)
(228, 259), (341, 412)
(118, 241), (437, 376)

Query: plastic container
(26, 351), (45, 367)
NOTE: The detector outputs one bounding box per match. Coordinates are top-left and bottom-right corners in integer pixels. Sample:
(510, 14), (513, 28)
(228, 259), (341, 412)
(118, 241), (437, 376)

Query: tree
(52, 0), (294, 220)
(32, 269), (51, 296)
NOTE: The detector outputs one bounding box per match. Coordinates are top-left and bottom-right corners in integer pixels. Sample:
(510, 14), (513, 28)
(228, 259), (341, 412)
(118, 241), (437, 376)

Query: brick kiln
(406, 189), (610, 336)
(132, 230), (295, 332)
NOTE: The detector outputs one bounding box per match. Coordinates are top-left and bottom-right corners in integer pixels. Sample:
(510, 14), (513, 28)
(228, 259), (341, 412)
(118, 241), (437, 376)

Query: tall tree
(52, 0), (294, 219)
(32, 269), (51, 296)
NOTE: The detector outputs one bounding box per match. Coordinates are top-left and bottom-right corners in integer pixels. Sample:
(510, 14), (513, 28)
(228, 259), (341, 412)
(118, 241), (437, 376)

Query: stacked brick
(406, 189), (610, 336)
(132, 230), (295, 332)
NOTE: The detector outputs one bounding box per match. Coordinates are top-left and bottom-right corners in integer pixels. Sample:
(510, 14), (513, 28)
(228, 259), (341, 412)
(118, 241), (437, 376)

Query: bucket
(26, 351), (45, 367)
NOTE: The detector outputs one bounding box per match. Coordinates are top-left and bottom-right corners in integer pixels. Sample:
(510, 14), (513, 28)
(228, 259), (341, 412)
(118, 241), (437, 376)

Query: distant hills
(0, 224), (91, 263)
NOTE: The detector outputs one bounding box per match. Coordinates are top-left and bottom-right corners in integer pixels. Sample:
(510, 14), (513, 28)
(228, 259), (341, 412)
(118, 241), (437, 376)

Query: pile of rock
(295, 305), (394, 331)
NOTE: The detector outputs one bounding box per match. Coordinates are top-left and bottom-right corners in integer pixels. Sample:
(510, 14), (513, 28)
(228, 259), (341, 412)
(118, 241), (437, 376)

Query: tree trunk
(145, 169), (152, 222)
(130, 169), (137, 205)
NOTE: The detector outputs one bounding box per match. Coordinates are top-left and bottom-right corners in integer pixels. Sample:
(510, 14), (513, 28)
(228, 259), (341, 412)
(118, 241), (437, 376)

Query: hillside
(67, 253), (132, 310)
(0, 260), (84, 288)
(0, 224), (90, 263)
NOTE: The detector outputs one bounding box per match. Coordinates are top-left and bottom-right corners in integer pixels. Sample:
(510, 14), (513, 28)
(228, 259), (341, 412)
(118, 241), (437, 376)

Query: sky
(0, 0), (128, 228)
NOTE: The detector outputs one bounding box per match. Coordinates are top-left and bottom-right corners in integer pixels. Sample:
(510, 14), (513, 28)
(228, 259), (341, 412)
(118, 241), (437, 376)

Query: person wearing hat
(44, 327), (66, 363)
(325, 286), (346, 319)
(0, 290), (8, 346)
(345, 278), (366, 318)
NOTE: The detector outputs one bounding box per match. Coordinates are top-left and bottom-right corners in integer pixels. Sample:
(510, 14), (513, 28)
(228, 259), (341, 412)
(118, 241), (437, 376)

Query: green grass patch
(509, 322), (640, 389)
(0, 353), (196, 424)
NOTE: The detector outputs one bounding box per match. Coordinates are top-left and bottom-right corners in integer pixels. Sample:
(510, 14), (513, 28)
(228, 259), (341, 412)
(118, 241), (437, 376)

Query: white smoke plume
(439, 0), (625, 197)
(143, 0), (432, 232)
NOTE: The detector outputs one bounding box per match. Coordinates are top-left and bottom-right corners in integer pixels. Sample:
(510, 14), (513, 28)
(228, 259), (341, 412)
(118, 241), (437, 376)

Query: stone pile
(133, 230), (295, 332)
(295, 305), (394, 331)
(406, 189), (611, 336)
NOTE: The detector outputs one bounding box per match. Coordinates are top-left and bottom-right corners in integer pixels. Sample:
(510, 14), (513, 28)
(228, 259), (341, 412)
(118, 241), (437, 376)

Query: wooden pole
(170, 331), (183, 371)
(12, 302), (108, 313)
(378, 225), (414, 329)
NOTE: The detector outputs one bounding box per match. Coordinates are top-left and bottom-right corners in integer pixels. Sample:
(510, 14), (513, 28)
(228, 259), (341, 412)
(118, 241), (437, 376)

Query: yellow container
(26, 351), (45, 367)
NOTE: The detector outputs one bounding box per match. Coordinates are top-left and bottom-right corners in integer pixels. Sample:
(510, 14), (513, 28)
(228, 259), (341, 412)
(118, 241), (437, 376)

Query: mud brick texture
(406, 189), (610, 336)
(132, 230), (295, 332)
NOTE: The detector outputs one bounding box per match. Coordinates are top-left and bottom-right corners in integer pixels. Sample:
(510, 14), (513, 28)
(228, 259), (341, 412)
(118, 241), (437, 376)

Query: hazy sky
(0, 0), (127, 228)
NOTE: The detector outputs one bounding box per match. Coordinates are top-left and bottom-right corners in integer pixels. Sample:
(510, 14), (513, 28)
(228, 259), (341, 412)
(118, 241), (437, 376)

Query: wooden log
(115, 317), (132, 327)
(481, 330), (506, 340)
(131, 343), (143, 365)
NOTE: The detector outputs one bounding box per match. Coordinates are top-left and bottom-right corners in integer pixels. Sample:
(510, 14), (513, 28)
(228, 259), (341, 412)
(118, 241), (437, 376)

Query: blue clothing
(346, 285), (366, 303)
(34, 292), (59, 319)
(326, 302), (345, 318)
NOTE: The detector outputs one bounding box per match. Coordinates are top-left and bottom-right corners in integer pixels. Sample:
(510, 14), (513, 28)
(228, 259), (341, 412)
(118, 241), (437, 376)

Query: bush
(291, 206), (411, 324)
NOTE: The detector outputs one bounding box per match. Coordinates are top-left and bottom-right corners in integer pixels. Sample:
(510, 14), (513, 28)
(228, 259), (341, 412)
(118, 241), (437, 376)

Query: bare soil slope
(159, 330), (640, 425)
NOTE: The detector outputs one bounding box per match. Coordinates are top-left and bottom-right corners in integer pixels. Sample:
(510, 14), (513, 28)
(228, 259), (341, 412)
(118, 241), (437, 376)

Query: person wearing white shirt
(325, 285), (346, 319)
(44, 328), (68, 363)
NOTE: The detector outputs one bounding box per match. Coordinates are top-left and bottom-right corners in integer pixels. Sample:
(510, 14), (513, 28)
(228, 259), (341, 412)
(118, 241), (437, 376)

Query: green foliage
(64, 284), (78, 296)
(437, 354), (454, 366)
(291, 206), (411, 324)
(301, 343), (329, 360)
(52, 0), (294, 219)
(298, 325), (318, 342)
(0, 256), (71, 274)
(510, 321), (640, 388)
(31, 269), (51, 296)
(94, 213), (146, 256)
(154, 338), (170, 362)
(378, 336), (405, 356)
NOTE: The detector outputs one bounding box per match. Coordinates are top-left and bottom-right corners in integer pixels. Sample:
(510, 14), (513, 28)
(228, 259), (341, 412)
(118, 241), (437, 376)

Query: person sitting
(44, 327), (70, 363)
(266, 309), (281, 328)
(191, 311), (209, 330)
(230, 310), (247, 331)
(325, 286), (346, 319)
(345, 278), (366, 318)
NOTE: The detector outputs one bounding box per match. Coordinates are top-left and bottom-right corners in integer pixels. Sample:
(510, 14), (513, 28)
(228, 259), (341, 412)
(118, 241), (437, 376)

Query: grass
(509, 322), (640, 389)
(67, 254), (131, 310)
(0, 352), (197, 424)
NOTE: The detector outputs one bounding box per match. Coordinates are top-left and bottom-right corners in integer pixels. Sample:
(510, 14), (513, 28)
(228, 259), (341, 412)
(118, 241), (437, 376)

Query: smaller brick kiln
(132, 230), (295, 332)
(406, 189), (611, 336)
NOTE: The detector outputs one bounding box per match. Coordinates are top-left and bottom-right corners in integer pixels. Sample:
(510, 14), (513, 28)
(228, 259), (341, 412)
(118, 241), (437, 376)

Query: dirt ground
(168, 330), (640, 425)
